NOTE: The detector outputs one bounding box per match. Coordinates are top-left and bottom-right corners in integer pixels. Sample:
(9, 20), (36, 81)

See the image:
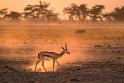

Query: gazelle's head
(61, 44), (70, 54)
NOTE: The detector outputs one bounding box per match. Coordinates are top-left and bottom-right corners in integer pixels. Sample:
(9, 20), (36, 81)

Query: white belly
(44, 56), (53, 61)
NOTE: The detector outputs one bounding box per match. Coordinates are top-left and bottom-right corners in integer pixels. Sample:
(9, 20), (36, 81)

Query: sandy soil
(0, 23), (124, 83)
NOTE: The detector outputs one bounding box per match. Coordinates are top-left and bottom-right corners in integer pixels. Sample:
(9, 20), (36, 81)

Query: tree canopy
(0, 1), (124, 22)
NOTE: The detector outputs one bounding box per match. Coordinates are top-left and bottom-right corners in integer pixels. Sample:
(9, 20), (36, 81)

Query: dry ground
(0, 23), (124, 83)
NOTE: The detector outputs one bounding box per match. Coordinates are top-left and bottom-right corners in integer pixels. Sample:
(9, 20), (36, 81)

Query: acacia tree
(103, 13), (114, 21)
(63, 3), (78, 20)
(70, 3), (79, 20)
(23, 1), (58, 22)
(0, 8), (8, 20)
(63, 7), (74, 20)
(23, 5), (40, 21)
(0, 8), (8, 15)
(63, 3), (89, 21)
(44, 9), (59, 21)
(111, 6), (124, 21)
(90, 5), (105, 21)
(78, 4), (89, 21)
(4, 11), (22, 21)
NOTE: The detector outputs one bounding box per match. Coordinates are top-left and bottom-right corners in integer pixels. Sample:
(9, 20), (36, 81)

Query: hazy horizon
(0, 0), (124, 19)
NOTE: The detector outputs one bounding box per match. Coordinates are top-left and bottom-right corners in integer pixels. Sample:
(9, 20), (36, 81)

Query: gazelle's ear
(61, 46), (65, 50)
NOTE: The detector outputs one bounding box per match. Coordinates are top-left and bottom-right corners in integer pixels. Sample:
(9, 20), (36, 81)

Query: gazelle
(35, 44), (70, 72)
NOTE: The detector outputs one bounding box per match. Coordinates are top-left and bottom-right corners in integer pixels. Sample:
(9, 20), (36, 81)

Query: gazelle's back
(38, 51), (58, 59)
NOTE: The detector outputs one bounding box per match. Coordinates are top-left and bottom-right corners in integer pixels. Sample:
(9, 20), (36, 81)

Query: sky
(0, 0), (124, 19)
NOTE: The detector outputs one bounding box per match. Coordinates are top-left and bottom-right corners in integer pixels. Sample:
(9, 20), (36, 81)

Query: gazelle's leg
(42, 60), (47, 72)
(35, 59), (41, 72)
(53, 59), (55, 72)
(56, 60), (59, 66)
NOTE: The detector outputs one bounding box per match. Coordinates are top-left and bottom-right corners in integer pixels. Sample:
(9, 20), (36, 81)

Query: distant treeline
(0, 1), (124, 22)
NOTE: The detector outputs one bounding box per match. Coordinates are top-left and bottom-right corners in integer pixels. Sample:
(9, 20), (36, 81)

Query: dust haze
(0, 22), (124, 72)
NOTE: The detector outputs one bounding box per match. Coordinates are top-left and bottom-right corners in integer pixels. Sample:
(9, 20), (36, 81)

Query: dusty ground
(0, 23), (124, 83)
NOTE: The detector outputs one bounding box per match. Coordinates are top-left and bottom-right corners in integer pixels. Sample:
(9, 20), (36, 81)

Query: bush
(75, 29), (86, 34)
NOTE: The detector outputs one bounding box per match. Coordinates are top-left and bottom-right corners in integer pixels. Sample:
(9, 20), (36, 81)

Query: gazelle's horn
(65, 44), (67, 49)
